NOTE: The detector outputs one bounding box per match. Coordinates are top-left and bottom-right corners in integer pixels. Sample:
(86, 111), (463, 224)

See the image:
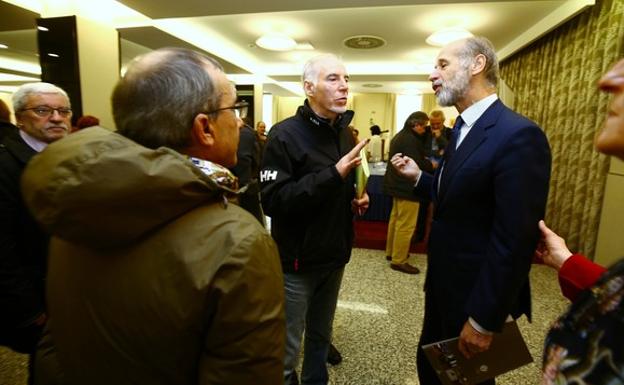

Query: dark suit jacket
(230, 125), (263, 224)
(0, 129), (48, 350)
(414, 99), (551, 332)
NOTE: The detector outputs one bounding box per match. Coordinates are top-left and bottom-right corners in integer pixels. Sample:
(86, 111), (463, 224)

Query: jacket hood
(21, 127), (238, 249)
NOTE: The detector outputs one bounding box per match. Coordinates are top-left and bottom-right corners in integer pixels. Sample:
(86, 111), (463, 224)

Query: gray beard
(436, 69), (470, 107)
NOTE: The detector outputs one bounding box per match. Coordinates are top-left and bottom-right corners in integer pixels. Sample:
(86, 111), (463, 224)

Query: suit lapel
(437, 100), (504, 204)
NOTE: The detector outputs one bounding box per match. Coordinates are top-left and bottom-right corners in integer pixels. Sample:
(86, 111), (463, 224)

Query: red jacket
(558, 253), (607, 301)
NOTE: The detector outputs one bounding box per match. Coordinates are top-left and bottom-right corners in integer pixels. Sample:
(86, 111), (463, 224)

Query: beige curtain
(383, 93), (396, 135)
(500, 0), (624, 258)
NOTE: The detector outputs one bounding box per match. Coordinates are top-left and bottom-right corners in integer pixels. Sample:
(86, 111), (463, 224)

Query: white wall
(395, 94), (423, 133)
(76, 15), (119, 130)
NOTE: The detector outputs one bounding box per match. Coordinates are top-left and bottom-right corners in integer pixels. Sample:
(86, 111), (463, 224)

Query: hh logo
(260, 170), (278, 182)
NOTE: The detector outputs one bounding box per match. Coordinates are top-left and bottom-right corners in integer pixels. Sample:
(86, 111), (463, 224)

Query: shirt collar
(19, 129), (48, 152)
(458, 93), (498, 128)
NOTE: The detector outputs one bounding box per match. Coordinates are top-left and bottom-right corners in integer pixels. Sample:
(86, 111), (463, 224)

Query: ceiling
(0, 0), (594, 96)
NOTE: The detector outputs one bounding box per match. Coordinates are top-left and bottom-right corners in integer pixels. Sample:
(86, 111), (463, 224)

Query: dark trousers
(414, 200), (430, 242)
(417, 288), (495, 385)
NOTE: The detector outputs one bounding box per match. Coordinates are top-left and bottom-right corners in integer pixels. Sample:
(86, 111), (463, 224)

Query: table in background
(360, 162), (392, 222)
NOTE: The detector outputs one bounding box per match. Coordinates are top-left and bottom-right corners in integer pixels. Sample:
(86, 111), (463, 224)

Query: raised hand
(390, 153), (422, 182)
(336, 138), (369, 179)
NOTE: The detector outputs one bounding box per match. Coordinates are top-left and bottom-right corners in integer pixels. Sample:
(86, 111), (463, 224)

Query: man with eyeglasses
(0, 82), (71, 381)
(20, 48), (284, 385)
(260, 54), (369, 385)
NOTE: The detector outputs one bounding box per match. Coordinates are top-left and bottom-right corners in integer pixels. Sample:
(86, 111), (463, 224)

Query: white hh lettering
(260, 170), (278, 182)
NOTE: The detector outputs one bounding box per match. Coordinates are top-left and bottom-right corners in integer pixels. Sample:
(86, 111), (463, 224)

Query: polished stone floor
(0, 248), (569, 385)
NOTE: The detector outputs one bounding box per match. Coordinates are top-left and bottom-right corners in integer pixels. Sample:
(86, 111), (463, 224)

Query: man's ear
(303, 80), (315, 97)
(472, 54), (487, 75)
(191, 113), (215, 148)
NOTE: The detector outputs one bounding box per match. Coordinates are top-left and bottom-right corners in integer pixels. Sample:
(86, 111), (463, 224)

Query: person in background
(256, 120), (267, 145)
(414, 110), (450, 243)
(0, 99), (17, 142)
(391, 36), (551, 385)
(0, 82), (72, 384)
(369, 124), (383, 162)
(230, 118), (264, 225)
(73, 115), (99, 132)
(260, 53), (369, 385)
(22, 48), (285, 385)
(429, 109), (453, 142)
(537, 58), (624, 385)
(348, 124), (359, 143)
(426, 110), (450, 164)
(383, 111), (433, 274)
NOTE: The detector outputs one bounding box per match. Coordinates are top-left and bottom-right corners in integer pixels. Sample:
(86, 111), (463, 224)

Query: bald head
(453, 36), (499, 88)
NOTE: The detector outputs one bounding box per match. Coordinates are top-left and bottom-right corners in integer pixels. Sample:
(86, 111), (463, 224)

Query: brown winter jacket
(21, 127), (285, 385)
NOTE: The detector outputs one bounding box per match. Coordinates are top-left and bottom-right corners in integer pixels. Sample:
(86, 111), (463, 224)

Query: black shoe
(327, 343), (343, 365)
(386, 255), (392, 261)
(390, 263), (420, 274)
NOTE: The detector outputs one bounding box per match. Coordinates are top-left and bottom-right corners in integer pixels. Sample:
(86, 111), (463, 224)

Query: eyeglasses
(20, 106), (73, 118)
(204, 101), (248, 120)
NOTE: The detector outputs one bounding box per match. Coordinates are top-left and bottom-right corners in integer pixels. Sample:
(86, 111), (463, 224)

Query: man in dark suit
(230, 122), (264, 225)
(391, 36), (551, 384)
(0, 82), (72, 383)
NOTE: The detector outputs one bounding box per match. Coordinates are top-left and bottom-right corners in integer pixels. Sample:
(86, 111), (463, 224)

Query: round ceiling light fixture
(255, 33), (297, 51)
(426, 27), (473, 47)
(343, 35), (386, 50)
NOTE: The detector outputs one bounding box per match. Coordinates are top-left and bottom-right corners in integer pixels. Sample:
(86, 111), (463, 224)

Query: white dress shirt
(453, 93), (498, 149)
(19, 129), (49, 153)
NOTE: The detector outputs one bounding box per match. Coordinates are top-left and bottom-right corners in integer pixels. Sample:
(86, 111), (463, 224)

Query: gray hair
(12, 82), (70, 112)
(302, 54), (342, 86)
(457, 36), (499, 88)
(429, 110), (445, 120)
(112, 47), (224, 150)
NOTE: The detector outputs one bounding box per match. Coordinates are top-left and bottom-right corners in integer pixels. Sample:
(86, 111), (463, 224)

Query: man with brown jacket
(23, 48), (285, 385)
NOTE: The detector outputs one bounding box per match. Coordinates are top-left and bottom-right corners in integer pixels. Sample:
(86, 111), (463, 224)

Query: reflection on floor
(0, 248), (570, 385)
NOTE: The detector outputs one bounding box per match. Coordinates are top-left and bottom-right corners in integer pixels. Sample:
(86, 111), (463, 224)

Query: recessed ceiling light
(426, 27), (473, 47)
(47, 53), (59, 58)
(0, 44), (8, 49)
(37, 26), (49, 32)
(343, 35), (386, 50)
(255, 34), (297, 51)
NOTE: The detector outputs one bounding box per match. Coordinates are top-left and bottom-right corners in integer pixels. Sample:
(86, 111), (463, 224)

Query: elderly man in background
(0, 82), (71, 382)
(22, 48), (285, 385)
(383, 111), (433, 274)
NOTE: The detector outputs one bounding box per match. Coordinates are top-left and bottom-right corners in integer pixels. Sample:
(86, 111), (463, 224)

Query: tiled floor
(0, 248), (569, 385)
